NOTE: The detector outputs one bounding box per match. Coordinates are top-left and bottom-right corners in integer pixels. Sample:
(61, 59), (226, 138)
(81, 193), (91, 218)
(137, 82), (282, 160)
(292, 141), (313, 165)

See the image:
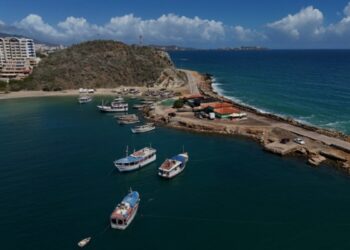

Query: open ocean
(170, 50), (350, 134)
(2, 97), (350, 250)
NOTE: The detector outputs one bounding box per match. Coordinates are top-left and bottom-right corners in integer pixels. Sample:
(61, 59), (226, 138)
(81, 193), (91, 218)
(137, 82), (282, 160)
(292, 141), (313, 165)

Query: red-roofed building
(213, 107), (241, 118)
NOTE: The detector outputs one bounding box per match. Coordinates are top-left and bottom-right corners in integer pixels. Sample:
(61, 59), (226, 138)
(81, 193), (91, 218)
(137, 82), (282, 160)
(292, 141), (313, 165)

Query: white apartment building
(0, 37), (38, 81)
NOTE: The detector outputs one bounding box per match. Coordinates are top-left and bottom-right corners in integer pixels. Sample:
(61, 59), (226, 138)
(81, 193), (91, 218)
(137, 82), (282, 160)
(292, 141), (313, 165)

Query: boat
(132, 104), (145, 109)
(114, 146), (157, 172)
(112, 96), (124, 103)
(117, 114), (138, 120)
(97, 100), (128, 112)
(158, 152), (189, 179)
(131, 123), (155, 133)
(110, 190), (140, 230)
(78, 95), (92, 104)
(77, 237), (91, 248)
(118, 114), (139, 125)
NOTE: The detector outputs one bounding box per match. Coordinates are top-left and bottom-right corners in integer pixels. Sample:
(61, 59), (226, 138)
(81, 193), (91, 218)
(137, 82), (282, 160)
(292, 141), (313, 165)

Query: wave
(211, 77), (273, 115)
(210, 75), (350, 134)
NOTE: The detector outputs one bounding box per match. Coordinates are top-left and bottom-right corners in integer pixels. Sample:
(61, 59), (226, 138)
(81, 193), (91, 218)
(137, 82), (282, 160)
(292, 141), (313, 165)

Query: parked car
(294, 138), (305, 145)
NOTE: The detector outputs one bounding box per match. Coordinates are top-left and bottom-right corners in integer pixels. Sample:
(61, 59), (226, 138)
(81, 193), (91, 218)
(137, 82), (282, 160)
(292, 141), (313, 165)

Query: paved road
(275, 123), (350, 151)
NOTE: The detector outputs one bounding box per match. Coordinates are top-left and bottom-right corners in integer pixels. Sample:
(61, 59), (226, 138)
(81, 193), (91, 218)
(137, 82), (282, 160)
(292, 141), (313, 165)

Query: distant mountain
(0, 32), (58, 46)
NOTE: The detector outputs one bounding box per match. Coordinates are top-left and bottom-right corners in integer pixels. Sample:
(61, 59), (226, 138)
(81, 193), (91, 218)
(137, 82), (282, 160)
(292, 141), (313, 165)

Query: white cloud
(3, 2), (350, 48)
(232, 25), (266, 42)
(267, 6), (324, 39)
(15, 14), (62, 38)
(9, 13), (227, 46)
(104, 14), (226, 43)
(344, 2), (350, 16)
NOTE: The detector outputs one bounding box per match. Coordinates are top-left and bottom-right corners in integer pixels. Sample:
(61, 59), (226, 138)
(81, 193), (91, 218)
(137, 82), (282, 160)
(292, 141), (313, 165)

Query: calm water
(170, 50), (350, 134)
(2, 97), (350, 249)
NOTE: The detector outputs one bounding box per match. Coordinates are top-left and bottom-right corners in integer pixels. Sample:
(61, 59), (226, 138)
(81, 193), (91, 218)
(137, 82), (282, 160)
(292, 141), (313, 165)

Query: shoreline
(1, 69), (350, 172)
(147, 69), (350, 172)
(0, 86), (183, 100)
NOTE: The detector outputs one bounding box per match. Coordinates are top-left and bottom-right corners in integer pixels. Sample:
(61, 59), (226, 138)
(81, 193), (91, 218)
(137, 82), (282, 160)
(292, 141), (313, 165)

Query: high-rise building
(0, 37), (38, 81)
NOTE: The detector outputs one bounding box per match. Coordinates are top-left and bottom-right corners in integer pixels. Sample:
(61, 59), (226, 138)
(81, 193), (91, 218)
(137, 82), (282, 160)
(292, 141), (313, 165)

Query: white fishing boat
(77, 237), (91, 248)
(114, 146), (156, 172)
(110, 190), (140, 230)
(131, 123), (155, 133)
(97, 100), (128, 112)
(158, 152), (189, 179)
(78, 95), (92, 104)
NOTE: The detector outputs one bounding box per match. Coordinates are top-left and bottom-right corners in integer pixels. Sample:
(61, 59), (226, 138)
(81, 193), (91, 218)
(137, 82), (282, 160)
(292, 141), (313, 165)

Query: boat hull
(97, 105), (128, 112)
(158, 162), (187, 179)
(115, 154), (156, 172)
(131, 127), (155, 133)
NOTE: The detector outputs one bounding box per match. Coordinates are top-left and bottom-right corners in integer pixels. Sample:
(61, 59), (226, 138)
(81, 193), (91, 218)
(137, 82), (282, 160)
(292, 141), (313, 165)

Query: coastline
(1, 69), (350, 172)
(148, 69), (350, 172)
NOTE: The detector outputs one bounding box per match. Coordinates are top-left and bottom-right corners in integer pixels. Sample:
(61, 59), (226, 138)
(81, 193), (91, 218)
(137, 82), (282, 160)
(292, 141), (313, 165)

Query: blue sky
(1, 0), (350, 48)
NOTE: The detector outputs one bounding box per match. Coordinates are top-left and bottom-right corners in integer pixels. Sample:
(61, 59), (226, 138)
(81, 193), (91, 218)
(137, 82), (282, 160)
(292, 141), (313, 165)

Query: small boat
(131, 123), (155, 133)
(158, 152), (189, 179)
(112, 96), (124, 104)
(78, 95), (92, 104)
(110, 190), (140, 230)
(117, 114), (138, 120)
(77, 237), (91, 248)
(114, 146), (157, 172)
(132, 104), (145, 109)
(141, 100), (154, 105)
(118, 114), (140, 125)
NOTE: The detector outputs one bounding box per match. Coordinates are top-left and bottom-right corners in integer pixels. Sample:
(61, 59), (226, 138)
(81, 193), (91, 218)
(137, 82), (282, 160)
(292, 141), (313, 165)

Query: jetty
(146, 69), (350, 172)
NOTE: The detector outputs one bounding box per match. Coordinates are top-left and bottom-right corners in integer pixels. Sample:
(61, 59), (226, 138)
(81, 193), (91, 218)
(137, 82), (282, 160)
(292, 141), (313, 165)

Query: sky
(1, 0), (350, 48)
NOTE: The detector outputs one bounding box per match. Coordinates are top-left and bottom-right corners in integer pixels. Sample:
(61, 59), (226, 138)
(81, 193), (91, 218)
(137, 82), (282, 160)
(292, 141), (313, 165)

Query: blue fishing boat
(158, 152), (189, 179)
(110, 190), (140, 230)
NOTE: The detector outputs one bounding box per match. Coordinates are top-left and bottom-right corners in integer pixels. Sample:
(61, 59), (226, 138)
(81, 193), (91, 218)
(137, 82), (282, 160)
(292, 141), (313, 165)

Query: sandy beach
(0, 86), (160, 100)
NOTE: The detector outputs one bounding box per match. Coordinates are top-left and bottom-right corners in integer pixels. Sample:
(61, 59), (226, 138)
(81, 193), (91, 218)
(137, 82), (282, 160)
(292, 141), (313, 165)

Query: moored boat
(77, 237), (91, 248)
(112, 96), (124, 103)
(131, 123), (155, 133)
(110, 190), (140, 230)
(158, 152), (189, 179)
(118, 114), (140, 125)
(78, 95), (92, 104)
(97, 100), (128, 112)
(114, 146), (157, 172)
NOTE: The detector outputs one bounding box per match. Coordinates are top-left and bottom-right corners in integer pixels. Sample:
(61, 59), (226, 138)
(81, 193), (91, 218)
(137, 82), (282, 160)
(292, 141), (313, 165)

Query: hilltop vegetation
(12, 40), (186, 91)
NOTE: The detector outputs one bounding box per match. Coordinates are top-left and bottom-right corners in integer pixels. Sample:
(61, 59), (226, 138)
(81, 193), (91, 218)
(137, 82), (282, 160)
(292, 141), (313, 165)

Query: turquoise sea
(2, 97), (350, 250)
(170, 50), (350, 134)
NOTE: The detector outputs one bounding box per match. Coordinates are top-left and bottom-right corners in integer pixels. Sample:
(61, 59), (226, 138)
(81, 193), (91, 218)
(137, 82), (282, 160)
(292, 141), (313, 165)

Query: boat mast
(126, 146), (129, 157)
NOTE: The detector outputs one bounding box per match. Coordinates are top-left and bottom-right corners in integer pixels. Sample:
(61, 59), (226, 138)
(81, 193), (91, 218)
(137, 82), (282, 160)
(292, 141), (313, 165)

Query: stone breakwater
(146, 70), (350, 174)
